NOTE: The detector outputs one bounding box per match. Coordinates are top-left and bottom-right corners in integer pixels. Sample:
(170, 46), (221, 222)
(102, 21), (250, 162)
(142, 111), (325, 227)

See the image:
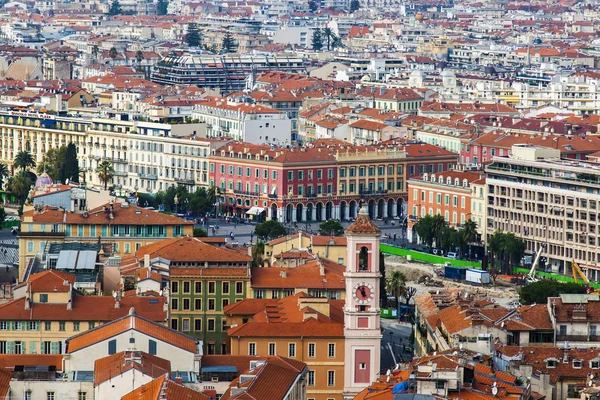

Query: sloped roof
(135, 236), (251, 263)
(345, 207), (381, 235)
(121, 373), (213, 400)
(94, 351), (170, 385)
(251, 258), (345, 289)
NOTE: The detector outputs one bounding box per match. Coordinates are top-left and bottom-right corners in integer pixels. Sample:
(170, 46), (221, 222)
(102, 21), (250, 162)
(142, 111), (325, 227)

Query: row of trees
(413, 214), (478, 255)
(108, 0), (168, 16)
(184, 23), (237, 53)
(38, 143), (79, 184)
(488, 230), (526, 274)
(311, 27), (343, 51)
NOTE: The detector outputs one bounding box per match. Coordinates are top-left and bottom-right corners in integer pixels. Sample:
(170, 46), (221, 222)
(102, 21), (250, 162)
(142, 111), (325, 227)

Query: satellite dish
(460, 343), (463, 350)
(159, 289), (163, 296)
(492, 386), (498, 396)
(65, 178), (69, 185)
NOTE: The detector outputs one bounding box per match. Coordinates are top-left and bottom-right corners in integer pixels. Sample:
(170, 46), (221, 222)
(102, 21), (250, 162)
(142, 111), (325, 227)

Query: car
(447, 252), (457, 259)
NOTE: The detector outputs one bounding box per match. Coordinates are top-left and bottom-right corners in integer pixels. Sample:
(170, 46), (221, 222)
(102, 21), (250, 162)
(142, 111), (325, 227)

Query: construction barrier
(513, 267), (600, 289)
(380, 244), (482, 269)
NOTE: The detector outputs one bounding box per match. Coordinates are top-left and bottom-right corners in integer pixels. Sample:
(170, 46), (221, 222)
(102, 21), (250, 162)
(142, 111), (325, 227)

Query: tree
(136, 50), (144, 63)
(350, 0), (360, 11)
(462, 219), (478, 258)
(505, 233), (526, 274)
(386, 270), (406, 319)
(221, 32), (236, 53)
(157, 0), (168, 15)
(318, 220), (344, 236)
(108, 0), (122, 15)
(519, 280), (586, 305)
(403, 286), (417, 306)
(0, 206), (5, 226)
(193, 227), (208, 237)
(96, 160), (115, 190)
(251, 241), (265, 267)
(331, 35), (343, 49)
(92, 45), (99, 61)
(13, 151), (35, 172)
(7, 171), (32, 207)
(255, 220), (287, 240)
(37, 146), (66, 181)
(109, 47), (118, 60)
(0, 163), (8, 190)
(489, 267), (501, 286)
(323, 27), (334, 50)
(61, 143), (79, 183)
(311, 28), (323, 51)
(184, 23), (202, 47)
(487, 230), (505, 272)
(308, 0), (318, 11)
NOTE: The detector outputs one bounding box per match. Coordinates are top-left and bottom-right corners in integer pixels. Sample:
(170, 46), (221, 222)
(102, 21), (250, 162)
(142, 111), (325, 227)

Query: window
(328, 371), (335, 387)
(195, 282), (202, 293)
(195, 299), (202, 310)
(308, 371), (315, 386)
(249, 343), (256, 356)
(0, 322), (6, 330)
(183, 299), (190, 310)
(171, 298), (179, 310)
(149, 340), (157, 355)
(222, 299), (229, 309)
(208, 319), (215, 331)
(194, 319), (202, 331)
(47, 393), (55, 400)
(89, 322), (95, 329)
(171, 281), (178, 293)
(592, 361), (600, 369)
(573, 360), (583, 369)
(183, 282), (190, 293)
(59, 322), (65, 331)
(328, 343), (335, 358)
(288, 343), (296, 358)
(435, 381), (445, 389)
(546, 359), (557, 368)
(236, 282), (243, 294)
(308, 343), (315, 358)
(559, 325), (567, 335)
(78, 392), (87, 400)
(359, 363), (366, 370)
(73, 322), (80, 331)
(255, 290), (265, 299)
(44, 322), (51, 331)
(592, 325), (597, 336)
(269, 343), (276, 355)
(40, 294), (48, 303)
(108, 339), (116, 355)
(28, 321), (38, 330)
(208, 299), (215, 310)
(171, 319), (178, 330)
(222, 282), (230, 294)
(182, 319), (190, 331)
(208, 282), (215, 294)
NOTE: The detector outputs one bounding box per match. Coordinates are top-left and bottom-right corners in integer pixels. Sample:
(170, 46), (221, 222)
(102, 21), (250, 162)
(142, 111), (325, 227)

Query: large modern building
(151, 54), (306, 93)
(485, 144), (600, 279)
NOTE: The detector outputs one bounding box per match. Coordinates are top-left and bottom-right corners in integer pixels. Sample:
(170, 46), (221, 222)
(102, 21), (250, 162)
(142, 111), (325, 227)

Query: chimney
(67, 284), (73, 310)
(144, 253), (150, 267)
(280, 270), (287, 278)
(175, 376), (183, 384)
(115, 295), (121, 309)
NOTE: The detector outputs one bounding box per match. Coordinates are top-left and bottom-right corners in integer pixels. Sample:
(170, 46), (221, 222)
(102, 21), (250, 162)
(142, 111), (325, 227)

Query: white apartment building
(0, 111), (221, 194)
(485, 145), (600, 280)
(192, 100), (292, 145)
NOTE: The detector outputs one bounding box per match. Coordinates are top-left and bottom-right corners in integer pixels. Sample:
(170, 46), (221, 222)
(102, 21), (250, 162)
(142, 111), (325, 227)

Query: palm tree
(386, 270), (406, 320)
(109, 47), (118, 60)
(7, 171), (32, 207)
(431, 214), (447, 250)
(13, 151), (35, 172)
(0, 162), (8, 190)
(136, 50), (144, 63)
(487, 230), (505, 272)
(96, 161), (114, 190)
(504, 233), (526, 274)
(462, 219), (478, 258)
(323, 27), (334, 50)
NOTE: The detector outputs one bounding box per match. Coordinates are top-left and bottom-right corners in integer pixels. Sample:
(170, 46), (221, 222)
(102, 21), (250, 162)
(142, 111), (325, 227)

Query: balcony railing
(556, 334), (589, 342)
(139, 173), (158, 180)
(234, 190), (261, 197)
(359, 190), (388, 196)
(113, 171), (128, 177)
(176, 178), (195, 185)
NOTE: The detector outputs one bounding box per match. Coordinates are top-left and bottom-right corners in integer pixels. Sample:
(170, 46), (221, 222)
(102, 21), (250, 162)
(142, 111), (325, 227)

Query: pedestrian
(393, 233), (397, 242)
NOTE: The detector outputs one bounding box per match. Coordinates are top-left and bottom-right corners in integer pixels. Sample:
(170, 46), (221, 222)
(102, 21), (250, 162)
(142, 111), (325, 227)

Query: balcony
(268, 194), (277, 199)
(113, 171), (128, 177)
(176, 178), (195, 185)
(234, 190), (261, 197)
(359, 190), (388, 196)
(556, 334), (589, 342)
(139, 173), (158, 180)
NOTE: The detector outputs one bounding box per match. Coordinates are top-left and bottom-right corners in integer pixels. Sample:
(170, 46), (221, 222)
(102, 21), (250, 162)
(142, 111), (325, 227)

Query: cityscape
(0, 0), (600, 399)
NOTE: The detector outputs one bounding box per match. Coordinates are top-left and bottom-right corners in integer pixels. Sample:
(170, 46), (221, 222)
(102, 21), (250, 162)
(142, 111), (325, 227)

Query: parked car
(447, 252), (457, 259)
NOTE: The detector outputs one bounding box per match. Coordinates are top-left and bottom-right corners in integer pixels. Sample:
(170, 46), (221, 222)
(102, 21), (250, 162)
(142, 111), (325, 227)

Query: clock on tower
(342, 205), (382, 399)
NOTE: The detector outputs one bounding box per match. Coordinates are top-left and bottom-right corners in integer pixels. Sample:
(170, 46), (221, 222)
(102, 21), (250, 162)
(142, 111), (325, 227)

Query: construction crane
(527, 243), (547, 282)
(572, 260), (590, 285)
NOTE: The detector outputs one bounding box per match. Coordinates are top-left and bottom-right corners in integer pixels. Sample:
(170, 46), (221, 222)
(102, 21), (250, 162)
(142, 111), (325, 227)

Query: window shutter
(51, 341), (59, 354)
(108, 339), (117, 355)
(149, 340), (157, 355)
(20, 342), (26, 354)
(40, 343), (45, 354)
(6, 341), (14, 354)
(30, 341), (37, 354)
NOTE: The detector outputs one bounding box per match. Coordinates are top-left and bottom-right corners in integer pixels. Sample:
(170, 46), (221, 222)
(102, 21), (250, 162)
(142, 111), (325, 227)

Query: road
(380, 319), (413, 373)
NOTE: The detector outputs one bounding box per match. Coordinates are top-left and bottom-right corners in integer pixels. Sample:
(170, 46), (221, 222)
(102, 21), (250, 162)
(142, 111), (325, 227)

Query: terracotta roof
(221, 356), (307, 400)
(349, 119), (389, 131)
(65, 203), (194, 226)
(224, 299), (279, 316)
(437, 305), (473, 334)
(251, 258), (345, 289)
(0, 369), (9, 399)
(0, 295), (167, 322)
(122, 373), (212, 400)
(311, 236), (347, 246)
(67, 312), (199, 353)
(0, 354), (63, 371)
(135, 236), (251, 263)
(15, 269), (75, 292)
(94, 351), (170, 385)
(345, 207), (381, 235)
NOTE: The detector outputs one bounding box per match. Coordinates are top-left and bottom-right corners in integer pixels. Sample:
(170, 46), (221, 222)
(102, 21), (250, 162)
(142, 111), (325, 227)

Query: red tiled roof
(94, 351), (170, 385)
(0, 369), (9, 399)
(0, 354), (63, 371)
(65, 203), (194, 226)
(345, 208), (381, 235)
(251, 258), (345, 289)
(67, 313), (198, 353)
(122, 373), (212, 400)
(15, 270), (75, 292)
(135, 236), (251, 263)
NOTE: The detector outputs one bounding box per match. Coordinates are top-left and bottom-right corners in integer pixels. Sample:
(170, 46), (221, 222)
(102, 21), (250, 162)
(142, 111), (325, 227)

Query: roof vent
(135, 210), (142, 214)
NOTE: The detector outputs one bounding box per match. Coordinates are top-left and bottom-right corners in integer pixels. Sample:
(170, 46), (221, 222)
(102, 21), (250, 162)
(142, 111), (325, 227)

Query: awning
(246, 206), (264, 215)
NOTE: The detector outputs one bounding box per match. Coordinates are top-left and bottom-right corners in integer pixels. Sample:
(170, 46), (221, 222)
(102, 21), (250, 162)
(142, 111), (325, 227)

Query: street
(380, 319), (413, 373)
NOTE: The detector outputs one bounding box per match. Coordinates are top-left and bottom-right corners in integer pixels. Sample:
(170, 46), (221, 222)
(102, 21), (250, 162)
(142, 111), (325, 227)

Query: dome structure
(35, 172), (53, 190)
(415, 12), (424, 22)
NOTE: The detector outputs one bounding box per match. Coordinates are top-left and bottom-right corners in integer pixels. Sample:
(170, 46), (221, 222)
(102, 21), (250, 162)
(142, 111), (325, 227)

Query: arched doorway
(388, 199), (395, 218)
(285, 204), (293, 223)
(368, 200), (375, 219)
(325, 202), (333, 220)
(296, 203), (303, 222)
(377, 199), (385, 219)
(306, 203), (314, 221)
(397, 198), (404, 217)
(340, 201), (347, 221)
(349, 200), (357, 219)
(270, 204), (278, 221)
(316, 202), (323, 222)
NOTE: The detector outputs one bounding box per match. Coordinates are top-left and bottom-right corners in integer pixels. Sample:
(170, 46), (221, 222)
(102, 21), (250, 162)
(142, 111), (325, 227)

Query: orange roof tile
(122, 373), (212, 400)
(251, 258), (345, 289)
(135, 236), (251, 263)
(94, 351), (170, 385)
(65, 203), (194, 226)
(345, 208), (381, 235)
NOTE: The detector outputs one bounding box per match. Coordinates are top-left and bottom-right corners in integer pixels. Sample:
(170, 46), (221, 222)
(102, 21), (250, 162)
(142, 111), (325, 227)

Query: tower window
(358, 247), (369, 271)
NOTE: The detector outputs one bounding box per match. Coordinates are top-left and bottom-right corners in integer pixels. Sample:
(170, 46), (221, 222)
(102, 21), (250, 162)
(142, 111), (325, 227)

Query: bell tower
(343, 206), (382, 399)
